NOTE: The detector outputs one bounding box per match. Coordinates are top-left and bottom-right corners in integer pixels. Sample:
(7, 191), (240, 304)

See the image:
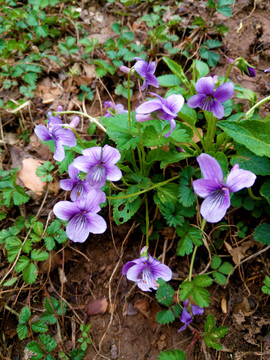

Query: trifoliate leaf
(176, 222), (203, 256)
(204, 315), (228, 350)
(13, 186), (30, 205)
(26, 341), (44, 360)
(179, 276), (212, 308)
(39, 334), (57, 352)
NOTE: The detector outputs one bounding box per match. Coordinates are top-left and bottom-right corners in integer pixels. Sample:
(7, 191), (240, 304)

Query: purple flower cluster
(193, 154), (256, 223)
(53, 144), (122, 243)
(34, 106), (80, 162)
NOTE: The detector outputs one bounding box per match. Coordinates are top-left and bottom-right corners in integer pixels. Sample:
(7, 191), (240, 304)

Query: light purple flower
(122, 250), (172, 291)
(178, 299), (204, 332)
(193, 154), (256, 223)
(135, 93), (185, 137)
(72, 145), (122, 188)
(264, 67), (270, 73)
(103, 101), (128, 118)
(34, 112), (79, 162)
(60, 163), (97, 201)
(133, 57), (159, 91)
(53, 191), (106, 243)
(187, 76), (234, 119)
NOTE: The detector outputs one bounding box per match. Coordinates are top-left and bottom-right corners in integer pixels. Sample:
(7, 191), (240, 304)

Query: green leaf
(26, 341), (44, 360)
(178, 166), (196, 207)
(179, 277), (211, 308)
(219, 262), (233, 275)
(44, 236), (56, 251)
(17, 323), (28, 340)
(231, 146), (270, 176)
(163, 57), (190, 90)
(15, 256), (30, 273)
(192, 60), (209, 78)
(39, 334), (57, 352)
(31, 249), (49, 261)
(112, 196), (141, 225)
(23, 262), (38, 284)
(176, 234), (193, 256)
(13, 186), (30, 205)
(157, 74), (180, 87)
(2, 277), (18, 287)
(213, 271), (226, 285)
(178, 104), (197, 127)
(158, 348), (186, 360)
(156, 281), (175, 307)
(260, 179), (270, 204)
(44, 297), (66, 316)
(218, 0), (234, 5)
(176, 221), (203, 256)
(23, 72), (37, 86)
(156, 309), (175, 324)
(19, 306), (31, 324)
(262, 276), (270, 295)
(217, 120), (270, 157)
(211, 255), (222, 270)
(157, 183), (179, 206)
(159, 202), (184, 228)
(40, 311), (57, 325)
(142, 125), (169, 147)
(193, 275), (213, 287)
(204, 315), (227, 350)
(46, 220), (61, 235)
(31, 320), (48, 333)
(253, 223), (270, 245)
(33, 221), (44, 236)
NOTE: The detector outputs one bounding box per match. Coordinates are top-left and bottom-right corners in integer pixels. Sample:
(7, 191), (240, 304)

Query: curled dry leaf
(17, 158), (46, 193)
(86, 297), (108, 316)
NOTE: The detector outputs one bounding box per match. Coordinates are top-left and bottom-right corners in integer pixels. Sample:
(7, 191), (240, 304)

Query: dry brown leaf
(134, 299), (160, 330)
(35, 77), (62, 103)
(17, 158), (46, 193)
(86, 297), (108, 316)
(224, 240), (253, 265)
(83, 64), (96, 78)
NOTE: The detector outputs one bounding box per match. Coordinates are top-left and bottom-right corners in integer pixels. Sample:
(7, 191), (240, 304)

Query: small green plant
(36, 161), (54, 182)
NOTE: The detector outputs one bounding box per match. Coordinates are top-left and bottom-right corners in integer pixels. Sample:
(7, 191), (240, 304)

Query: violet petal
(193, 178), (221, 198)
(196, 154), (224, 183)
(195, 76), (215, 95)
(214, 82), (234, 103)
(225, 164), (256, 193)
(200, 188), (231, 223)
(53, 201), (79, 221)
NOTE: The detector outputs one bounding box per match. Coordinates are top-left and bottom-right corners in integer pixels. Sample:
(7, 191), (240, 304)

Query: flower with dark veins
(187, 76), (234, 119)
(53, 191), (106, 243)
(122, 249), (172, 291)
(135, 92), (185, 137)
(72, 145), (122, 188)
(193, 154), (256, 223)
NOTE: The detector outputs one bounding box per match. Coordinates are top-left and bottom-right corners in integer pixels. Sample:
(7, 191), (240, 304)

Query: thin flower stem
(56, 111), (107, 133)
(248, 187), (263, 201)
(127, 68), (133, 127)
(188, 218), (206, 281)
(245, 95), (270, 118)
(223, 57), (241, 83)
(145, 195), (149, 249)
(204, 112), (216, 152)
(107, 175), (180, 200)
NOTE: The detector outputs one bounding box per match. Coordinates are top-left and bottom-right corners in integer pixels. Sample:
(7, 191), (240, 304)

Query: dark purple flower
(193, 154), (256, 223)
(60, 163), (96, 201)
(34, 112), (79, 162)
(244, 66), (256, 77)
(72, 145), (122, 188)
(53, 191), (106, 243)
(103, 101), (128, 118)
(122, 250), (172, 291)
(133, 57), (159, 91)
(178, 299), (204, 332)
(187, 76), (234, 119)
(135, 93), (185, 137)
(264, 67), (270, 73)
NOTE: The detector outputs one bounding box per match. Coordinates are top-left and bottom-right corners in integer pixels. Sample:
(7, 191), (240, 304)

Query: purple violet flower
(264, 67), (270, 73)
(187, 76), (234, 119)
(53, 191), (107, 243)
(104, 101), (128, 118)
(193, 154), (257, 223)
(60, 163), (97, 201)
(135, 93), (185, 137)
(72, 145), (122, 188)
(122, 250), (172, 291)
(244, 66), (256, 78)
(178, 299), (204, 332)
(34, 111), (79, 162)
(133, 57), (159, 91)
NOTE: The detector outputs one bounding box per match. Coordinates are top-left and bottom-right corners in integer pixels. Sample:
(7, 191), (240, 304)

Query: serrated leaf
(39, 334), (57, 352)
(176, 222), (203, 252)
(204, 315), (227, 350)
(253, 223), (270, 245)
(156, 283), (175, 307)
(218, 262), (233, 275)
(213, 271), (226, 285)
(13, 186), (30, 205)
(172, 304), (181, 318)
(31, 249), (49, 261)
(179, 278), (211, 308)
(193, 275), (213, 287)
(156, 309), (175, 324)
(205, 335), (223, 350)
(19, 306), (31, 324)
(31, 320), (48, 333)
(44, 297), (66, 316)
(46, 220), (61, 235)
(40, 311), (57, 325)
(26, 341), (44, 360)
(158, 348), (186, 360)
(23, 262), (38, 284)
(177, 234), (193, 256)
(33, 221), (44, 236)
(44, 236), (55, 251)
(159, 202), (184, 228)
(178, 166), (196, 207)
(2, 277), (18, 287)
(217, 6), (232, 17)
(217, 120), (270, 157)
(211, 255), (222, 270)
(17, 323), (28, 340)
(15, 255), (30, 273)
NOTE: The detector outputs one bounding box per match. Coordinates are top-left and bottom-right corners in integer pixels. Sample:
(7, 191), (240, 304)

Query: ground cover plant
(0, 0), (270, 359)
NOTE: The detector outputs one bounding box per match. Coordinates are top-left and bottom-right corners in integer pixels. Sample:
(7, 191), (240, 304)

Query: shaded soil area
(0, 1), (270, 360)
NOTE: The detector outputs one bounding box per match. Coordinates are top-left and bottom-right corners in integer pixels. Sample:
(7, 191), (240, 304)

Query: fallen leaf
(134, 299), (160, 330)
(224, 240), (253, 265)
(86, 297), (108, 316)
(17, 158), (46, 193)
